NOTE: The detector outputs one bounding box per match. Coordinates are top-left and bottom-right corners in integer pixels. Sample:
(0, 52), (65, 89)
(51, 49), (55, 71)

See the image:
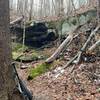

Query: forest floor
(16, 42), (100, 100)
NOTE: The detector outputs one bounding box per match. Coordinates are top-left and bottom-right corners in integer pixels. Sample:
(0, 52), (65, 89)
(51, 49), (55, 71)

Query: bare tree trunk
(29, 0), (34, 20)
(97, 0), (100, 23)
(10, 0), (13, 9)
(55, 0), (61, 16)
(52, 0), (56, 16)
(17, 0), (20, 13)
(39, 0), (43, 18)
(0, 0), (24, 100)
(17, 0), (23, 15)
(66, 0), (73, 16)
(60, 0), (64, 16)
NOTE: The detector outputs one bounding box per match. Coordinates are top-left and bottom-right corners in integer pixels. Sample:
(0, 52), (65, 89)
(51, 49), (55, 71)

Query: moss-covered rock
(17, 53), (39, 62)
(12, 51), (42, 62)
(12, 43), (44, 62)
(12, 43), (23, 52)
(12, 52), (23, 60)
(12, 42), (29, 52)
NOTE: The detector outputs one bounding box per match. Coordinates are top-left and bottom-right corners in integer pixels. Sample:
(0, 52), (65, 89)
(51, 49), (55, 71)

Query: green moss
(18, 53), (38, 62)
(12, 43), (22, 52)
(12, 42), (29, 52)
(12, 49), (41, 62)
(17, 46), (29, 52)
(12, 52), (23, 60)
(12, 43), (28, 60)
(27, 63), (52, 80)
(12, 43), (45, 62)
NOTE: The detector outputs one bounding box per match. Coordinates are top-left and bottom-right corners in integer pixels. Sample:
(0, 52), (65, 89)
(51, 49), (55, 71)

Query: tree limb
(10, 16), (23, 26)
(88, 40), (100, 52)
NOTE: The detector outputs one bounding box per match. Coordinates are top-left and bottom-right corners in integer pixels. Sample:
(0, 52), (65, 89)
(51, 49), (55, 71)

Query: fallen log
(45, 25), (82, 63)
(10, 16), (23, 26)
(45, 22), (88, 63)
(45, 34), (73, 63)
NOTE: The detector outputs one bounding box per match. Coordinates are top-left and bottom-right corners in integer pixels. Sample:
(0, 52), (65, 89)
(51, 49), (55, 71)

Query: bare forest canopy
(10, 0), (97, 21)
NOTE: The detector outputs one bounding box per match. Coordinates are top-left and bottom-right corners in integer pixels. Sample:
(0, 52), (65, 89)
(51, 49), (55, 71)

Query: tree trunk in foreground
(0, 0), (24, 100)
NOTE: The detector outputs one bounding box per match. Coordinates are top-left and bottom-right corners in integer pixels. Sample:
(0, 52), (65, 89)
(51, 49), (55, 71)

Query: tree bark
(0, 0), (24, 100)
(29, 0), (34, 20)
(97, 0), (100, 23)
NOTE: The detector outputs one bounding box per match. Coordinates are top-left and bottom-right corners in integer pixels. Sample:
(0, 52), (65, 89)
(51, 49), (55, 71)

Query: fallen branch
(61, 25), (100, 70)
(51, 25), (100, 79)
(45, 25), (82, 63)
(75, 25), (100, 64)
(88, 40), (100, 53)
(10, 16), (23, 26)
(45, 34), (73, 63)
(63, 54), (78, 69)
(45, 20), (91, 63)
